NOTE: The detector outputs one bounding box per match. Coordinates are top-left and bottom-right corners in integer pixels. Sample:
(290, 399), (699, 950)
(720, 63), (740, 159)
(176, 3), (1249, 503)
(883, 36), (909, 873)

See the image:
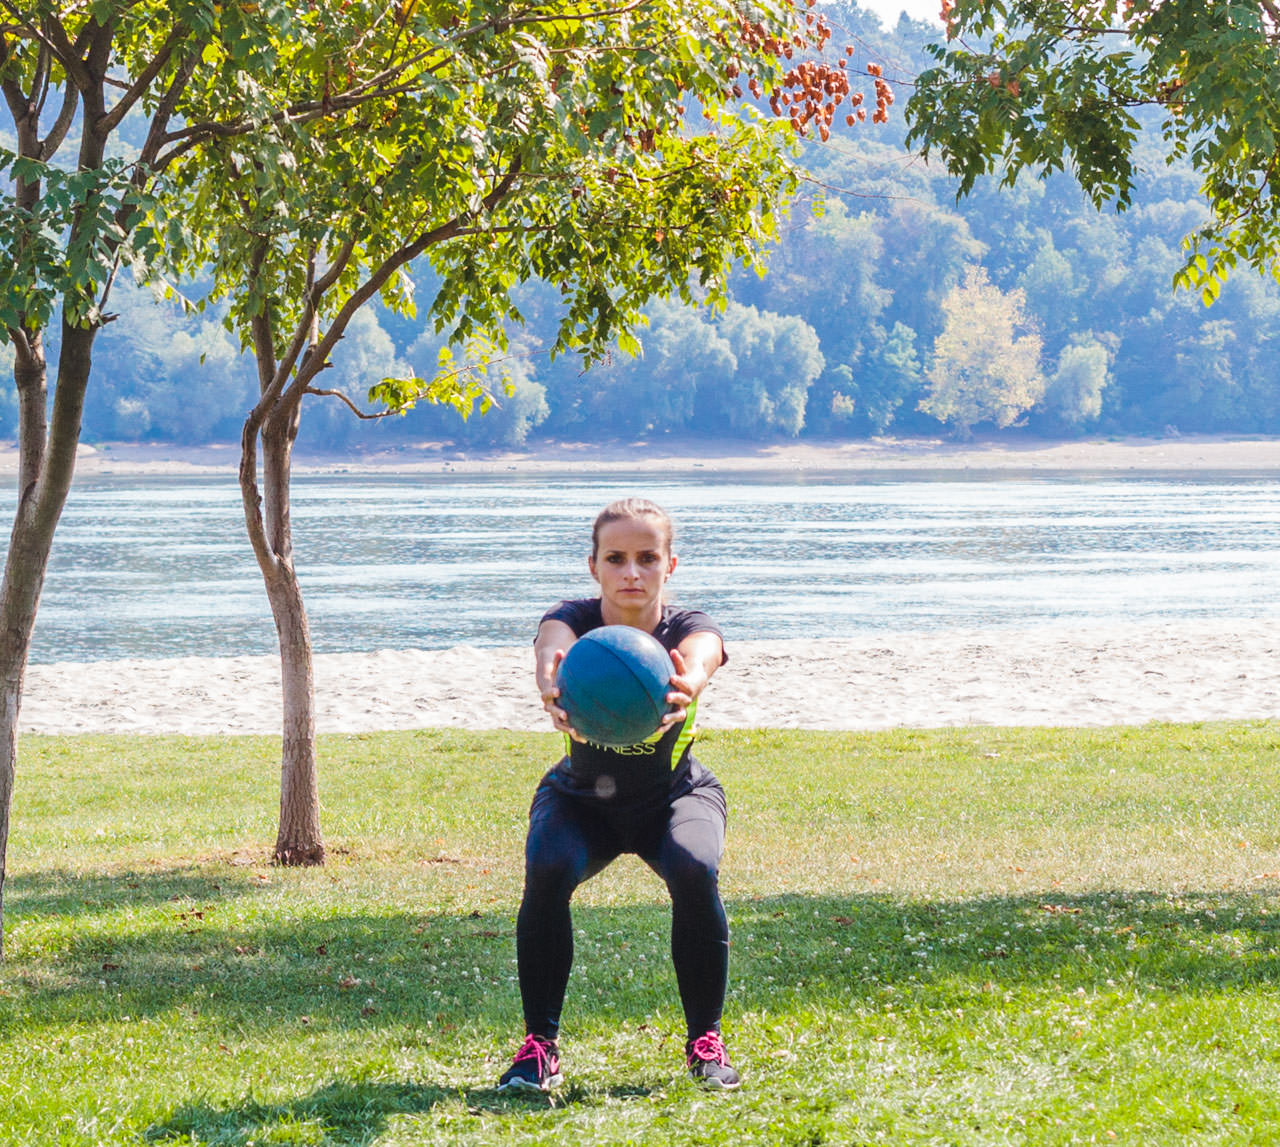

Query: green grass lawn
(6, 723), (1280, 1144)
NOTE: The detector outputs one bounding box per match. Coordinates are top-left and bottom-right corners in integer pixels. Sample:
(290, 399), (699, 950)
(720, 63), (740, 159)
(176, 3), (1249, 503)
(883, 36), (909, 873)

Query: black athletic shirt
(538, 598), (726, 807)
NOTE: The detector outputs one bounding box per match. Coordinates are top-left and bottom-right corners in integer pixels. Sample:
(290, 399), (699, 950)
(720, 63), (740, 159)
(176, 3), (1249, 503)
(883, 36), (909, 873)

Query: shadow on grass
(9, 867), (1280, 1144)
(6, 865), (253, 924)
(7, 870), (1280, 1032)
(146, 1079), (451, 1145)
(732, 888), (1280, 1005)
(114, 888), (1280, 1145)
(145, 1077), (661, 1146)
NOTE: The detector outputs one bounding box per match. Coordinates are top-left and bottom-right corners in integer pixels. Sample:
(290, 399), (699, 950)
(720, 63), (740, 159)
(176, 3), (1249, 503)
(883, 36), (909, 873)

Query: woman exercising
(497, 497), (739, 1092)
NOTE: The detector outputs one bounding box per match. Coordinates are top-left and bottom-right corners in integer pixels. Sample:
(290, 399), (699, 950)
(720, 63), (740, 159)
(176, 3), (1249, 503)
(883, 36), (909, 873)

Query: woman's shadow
(145, 1076), (660, 1143)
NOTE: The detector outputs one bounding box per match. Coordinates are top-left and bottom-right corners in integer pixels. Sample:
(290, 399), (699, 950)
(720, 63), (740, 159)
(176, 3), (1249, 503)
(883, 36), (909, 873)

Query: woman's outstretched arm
(660, 632), (725, 731)
(534, 618), (581, 738)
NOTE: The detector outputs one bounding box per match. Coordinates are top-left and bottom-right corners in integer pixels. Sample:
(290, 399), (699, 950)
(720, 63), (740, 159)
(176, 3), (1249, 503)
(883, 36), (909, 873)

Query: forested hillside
(11, 3), (1277, 452)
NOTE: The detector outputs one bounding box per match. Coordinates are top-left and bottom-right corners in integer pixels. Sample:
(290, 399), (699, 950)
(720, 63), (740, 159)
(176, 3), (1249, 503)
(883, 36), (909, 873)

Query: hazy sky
(860, 0), (942, 27)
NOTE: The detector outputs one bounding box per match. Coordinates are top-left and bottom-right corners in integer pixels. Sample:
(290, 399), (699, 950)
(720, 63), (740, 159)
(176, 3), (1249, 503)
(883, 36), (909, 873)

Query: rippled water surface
(17, 469), (1280, 662)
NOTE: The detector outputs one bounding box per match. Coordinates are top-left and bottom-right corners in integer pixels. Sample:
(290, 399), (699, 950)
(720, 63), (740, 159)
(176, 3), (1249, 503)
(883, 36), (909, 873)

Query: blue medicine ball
(556, 625), (675, 747)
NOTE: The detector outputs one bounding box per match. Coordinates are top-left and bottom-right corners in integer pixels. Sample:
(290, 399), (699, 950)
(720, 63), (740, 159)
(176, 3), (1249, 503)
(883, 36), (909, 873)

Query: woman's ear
(665, 553), (678, 579)
(588, 554), (599, 583)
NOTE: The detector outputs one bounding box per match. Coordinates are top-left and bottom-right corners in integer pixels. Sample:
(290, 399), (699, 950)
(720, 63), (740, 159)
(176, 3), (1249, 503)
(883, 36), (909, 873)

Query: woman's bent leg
(647, 781), (728, 1039)
(516, 783), (612, 1040)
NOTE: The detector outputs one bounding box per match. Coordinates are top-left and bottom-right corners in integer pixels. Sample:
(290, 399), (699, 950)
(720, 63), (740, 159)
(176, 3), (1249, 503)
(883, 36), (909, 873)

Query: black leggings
(515, 768), (729, 1042)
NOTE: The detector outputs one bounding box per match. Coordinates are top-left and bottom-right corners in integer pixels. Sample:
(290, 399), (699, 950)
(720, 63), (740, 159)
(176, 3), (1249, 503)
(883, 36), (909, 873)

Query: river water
(17, 469), (1280, 663)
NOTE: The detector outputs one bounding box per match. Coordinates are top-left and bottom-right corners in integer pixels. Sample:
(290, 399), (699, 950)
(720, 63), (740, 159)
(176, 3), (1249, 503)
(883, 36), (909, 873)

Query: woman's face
(589, 516), (677, 616)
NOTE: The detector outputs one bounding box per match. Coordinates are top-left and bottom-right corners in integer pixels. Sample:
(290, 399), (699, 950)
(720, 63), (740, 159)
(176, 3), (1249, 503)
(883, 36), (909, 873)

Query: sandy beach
(5, 430), (1280, 477)
(11, 433), (1280, 736)
(18, 619), (1280, 736)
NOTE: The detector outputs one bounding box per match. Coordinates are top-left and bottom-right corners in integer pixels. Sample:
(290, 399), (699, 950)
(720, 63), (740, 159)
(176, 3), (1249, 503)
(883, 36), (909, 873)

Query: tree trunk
(0, 528), (45, 957)
(0, 22), (114, 952)
(241, 399), (324, 867)
(263, 559), (323, 866)
(0, 322), (95, 956)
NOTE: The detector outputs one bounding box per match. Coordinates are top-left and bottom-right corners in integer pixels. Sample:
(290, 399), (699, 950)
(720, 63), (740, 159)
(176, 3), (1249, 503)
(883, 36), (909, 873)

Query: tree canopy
(905, 0), (1280, 303)
(167, 0), (851, 418)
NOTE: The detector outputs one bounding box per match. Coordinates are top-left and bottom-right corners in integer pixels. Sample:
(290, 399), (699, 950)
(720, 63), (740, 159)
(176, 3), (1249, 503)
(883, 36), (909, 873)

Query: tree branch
(11, 327), (46, 496)
(303, 386), (398, 419)
(99, 21), (187, 134)
(152, 3), (585, 169)
(1, 78), (28, 139)
(38, 75), (80, 160)
(153, 78), (422, 167)
(313, 239), (357, 298)
(251, 312), (280, 402)
(0, 3), (57, 60)
(30, 12), (92, 92)
(5, 325), (29, 361)
(269, 248), (326, 400)
(512, 0), (648, 27)
(152, 5), (682, 172)
(239, 244), (284, 576)
(130, 39), (202, 178)
(296, 158), (523, 393)
(30, 41), (50, 117)
(238, 401), (275, 576)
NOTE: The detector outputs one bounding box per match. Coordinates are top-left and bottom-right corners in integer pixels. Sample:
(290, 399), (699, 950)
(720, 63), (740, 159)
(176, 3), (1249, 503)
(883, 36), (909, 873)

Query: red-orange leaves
(873, 79), (894, 124)
(731, 4), (890, 139)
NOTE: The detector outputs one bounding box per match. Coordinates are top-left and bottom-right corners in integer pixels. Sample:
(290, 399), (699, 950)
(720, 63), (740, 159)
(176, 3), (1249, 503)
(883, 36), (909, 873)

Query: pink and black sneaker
(685, 1030), (741, 1090)
(497, 1033), (563, 1093)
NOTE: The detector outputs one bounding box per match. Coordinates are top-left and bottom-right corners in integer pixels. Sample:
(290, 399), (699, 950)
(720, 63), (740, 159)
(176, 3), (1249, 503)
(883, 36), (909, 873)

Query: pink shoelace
(513, 1033), (558, 1072)
(687, 1031), (728, 1066)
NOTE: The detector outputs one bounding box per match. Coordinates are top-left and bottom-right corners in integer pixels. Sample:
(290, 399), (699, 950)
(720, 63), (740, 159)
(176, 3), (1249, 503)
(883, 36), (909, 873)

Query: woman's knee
(524, 828), (591, 897)
(664, 847), (721, 903)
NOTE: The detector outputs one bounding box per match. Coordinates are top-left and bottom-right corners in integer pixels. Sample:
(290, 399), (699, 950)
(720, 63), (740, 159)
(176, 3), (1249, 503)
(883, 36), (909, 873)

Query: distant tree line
(16, 4), (1280, 452)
